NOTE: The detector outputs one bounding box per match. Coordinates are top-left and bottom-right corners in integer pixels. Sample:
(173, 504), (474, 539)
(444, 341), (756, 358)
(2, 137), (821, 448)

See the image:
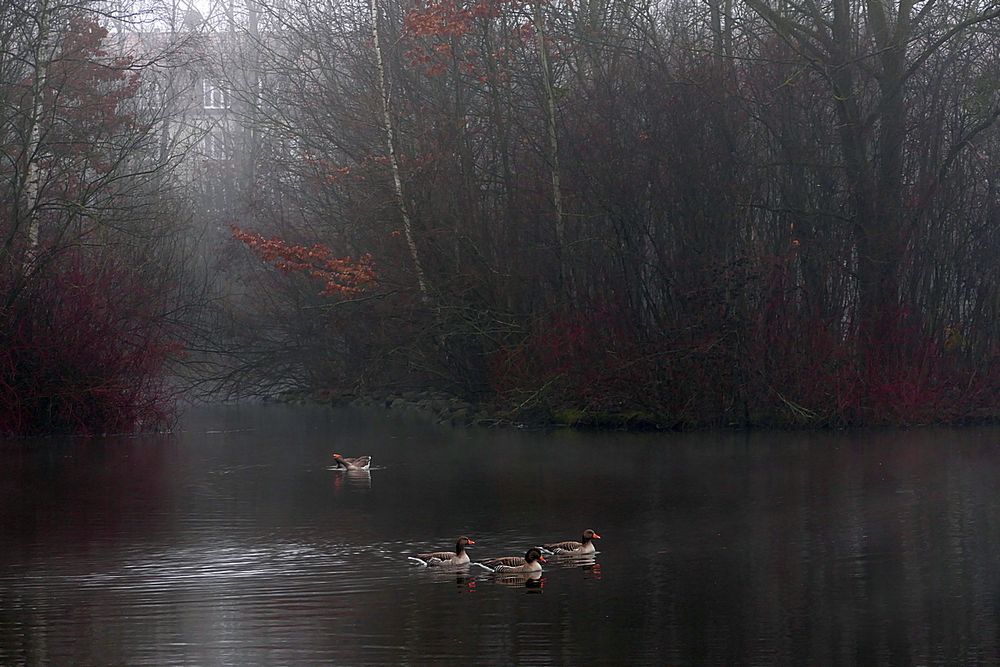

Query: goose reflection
(492, 571), (544, 591)
(557, 553), (601, 580)
(413, 567), (477, 589)
(566, 553), (598, 568)
(331, 468), (372, 492)
(457, 574), (477, 592)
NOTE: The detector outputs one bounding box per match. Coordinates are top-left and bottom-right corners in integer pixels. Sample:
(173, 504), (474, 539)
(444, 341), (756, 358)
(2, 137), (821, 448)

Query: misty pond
(3, 404), (1000, 665)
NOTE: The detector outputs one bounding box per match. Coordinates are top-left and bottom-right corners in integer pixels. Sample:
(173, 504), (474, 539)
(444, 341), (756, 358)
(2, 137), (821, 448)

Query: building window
(203, 80), (228, 109)
(202, 129), (228, 160)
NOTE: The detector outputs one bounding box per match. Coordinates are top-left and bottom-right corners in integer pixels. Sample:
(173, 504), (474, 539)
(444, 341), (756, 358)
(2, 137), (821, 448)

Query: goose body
(541, 529), (601, 555)
(409, 536), (475, 567)
(332, 453), (371, 470)
(478, 548), (546, 574)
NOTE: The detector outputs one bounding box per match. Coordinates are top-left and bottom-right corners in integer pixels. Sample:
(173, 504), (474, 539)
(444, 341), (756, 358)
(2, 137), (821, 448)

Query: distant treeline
(211, 0), (1000, 427)
(4, 0), (1000, 433)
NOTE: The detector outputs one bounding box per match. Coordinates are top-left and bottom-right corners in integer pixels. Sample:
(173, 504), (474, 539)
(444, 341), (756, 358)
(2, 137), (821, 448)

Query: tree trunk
(371, 0), (430, 300)
(24, 0), (52, 255)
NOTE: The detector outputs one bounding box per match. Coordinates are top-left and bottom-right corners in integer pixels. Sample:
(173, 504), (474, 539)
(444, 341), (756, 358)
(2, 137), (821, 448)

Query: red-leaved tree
(231, 226), (377, 296)
(0, 7), (188, 436)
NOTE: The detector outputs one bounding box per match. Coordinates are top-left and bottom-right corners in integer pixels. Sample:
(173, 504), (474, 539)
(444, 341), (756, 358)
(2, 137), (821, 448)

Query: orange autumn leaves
(403, 0), (531, 78)
(231, 226), (376, 297)
(404, 0), (504, 40)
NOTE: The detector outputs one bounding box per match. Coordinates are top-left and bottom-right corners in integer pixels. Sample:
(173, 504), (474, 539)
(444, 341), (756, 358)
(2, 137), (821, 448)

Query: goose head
(525, 547), (546, 564)
(582, 529), (602, 542)
(456, 536), (475, 553)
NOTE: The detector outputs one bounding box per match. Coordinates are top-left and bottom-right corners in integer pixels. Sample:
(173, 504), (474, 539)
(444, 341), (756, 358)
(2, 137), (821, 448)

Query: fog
(3, 0), (1000, 433)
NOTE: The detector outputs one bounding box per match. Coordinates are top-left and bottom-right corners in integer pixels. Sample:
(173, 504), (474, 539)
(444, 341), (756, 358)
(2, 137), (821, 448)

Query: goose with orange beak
(408, 536), (475, 567)
(540, 529), (601, 555)
(477, 548), (546, 574)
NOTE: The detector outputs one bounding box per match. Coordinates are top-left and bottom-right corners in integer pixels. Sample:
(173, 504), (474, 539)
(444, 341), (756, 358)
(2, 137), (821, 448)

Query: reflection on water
(3, 404), (1000, 664)
(331, 468), (373, 492)
(492, 571), (545, 591)
(416, 568), (545, 592)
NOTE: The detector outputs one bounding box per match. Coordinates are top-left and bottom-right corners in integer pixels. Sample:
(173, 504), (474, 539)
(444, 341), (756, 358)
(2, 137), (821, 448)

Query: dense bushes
(211, 0), (1000, 427)
(0, 5), (193, 436)
(477, 253), (1000, 427)
(0, 256), (177, 436)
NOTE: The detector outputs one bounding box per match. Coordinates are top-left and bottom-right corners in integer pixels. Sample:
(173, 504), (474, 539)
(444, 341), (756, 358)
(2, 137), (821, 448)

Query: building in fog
(122, 10), (258, 219)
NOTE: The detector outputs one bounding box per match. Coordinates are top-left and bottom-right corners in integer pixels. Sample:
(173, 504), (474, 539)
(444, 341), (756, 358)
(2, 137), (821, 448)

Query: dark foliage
(0, 255), (177, 436)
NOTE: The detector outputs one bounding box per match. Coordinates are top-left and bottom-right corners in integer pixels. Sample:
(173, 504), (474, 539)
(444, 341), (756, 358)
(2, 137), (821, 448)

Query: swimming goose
(477, 548), (546, 574)
(408, 536), (475, 567)
(332, 453), (371, 470)
(540, 529), (601, 555)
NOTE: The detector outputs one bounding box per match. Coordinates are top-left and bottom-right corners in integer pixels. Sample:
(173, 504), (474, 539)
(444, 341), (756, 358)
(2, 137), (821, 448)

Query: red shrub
(0, 256), (178, 436)
(487, 254), (1000, 427)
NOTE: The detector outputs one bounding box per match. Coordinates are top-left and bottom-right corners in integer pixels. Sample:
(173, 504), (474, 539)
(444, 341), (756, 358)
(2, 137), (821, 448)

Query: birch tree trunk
(24, 0), (52, 254)
(370, 0), (430, 300)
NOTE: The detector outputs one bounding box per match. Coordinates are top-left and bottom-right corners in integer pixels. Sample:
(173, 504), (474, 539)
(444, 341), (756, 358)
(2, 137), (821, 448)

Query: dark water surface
(3, 405), (1000, 665)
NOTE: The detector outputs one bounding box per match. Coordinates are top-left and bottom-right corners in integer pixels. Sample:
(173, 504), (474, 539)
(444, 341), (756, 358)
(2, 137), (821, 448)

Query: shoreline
(270, 389), (1000, 432)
